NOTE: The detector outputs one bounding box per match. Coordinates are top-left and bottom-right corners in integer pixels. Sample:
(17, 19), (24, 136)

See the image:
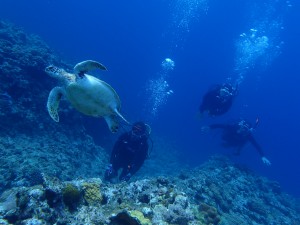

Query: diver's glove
(121, 173), (131, 182)
(261, 157), (271, 166)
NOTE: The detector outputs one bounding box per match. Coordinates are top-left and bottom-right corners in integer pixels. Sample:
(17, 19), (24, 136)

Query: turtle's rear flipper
(104, 115), (120, 133)
(104, 110), (129, 133)
(47, 87), (64, 122)
(74, 60), (107, 75)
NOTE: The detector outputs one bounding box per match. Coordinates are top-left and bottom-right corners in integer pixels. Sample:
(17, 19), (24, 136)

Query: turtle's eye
(45, 65), (59, 73)
(45, 66), (53, 72)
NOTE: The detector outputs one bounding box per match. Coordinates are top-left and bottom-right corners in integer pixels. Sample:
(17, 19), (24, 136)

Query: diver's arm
(248, 135), (264, 157)
(249, 136), (271, 165)
(201, 124), (228, 134)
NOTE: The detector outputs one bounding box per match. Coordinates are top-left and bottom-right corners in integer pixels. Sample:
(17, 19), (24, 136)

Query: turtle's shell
(65, 74), (121, 117)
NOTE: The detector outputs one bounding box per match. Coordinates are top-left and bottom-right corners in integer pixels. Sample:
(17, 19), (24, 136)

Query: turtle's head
(45, 65), (65, 78)
(45, 65), (75, 83)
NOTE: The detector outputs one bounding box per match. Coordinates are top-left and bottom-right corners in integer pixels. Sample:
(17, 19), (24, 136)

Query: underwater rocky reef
(0, 156), (299, 225)
(0, 21), (299, 225)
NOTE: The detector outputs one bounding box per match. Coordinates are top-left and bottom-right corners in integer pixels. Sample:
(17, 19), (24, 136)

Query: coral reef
(0, 20), (66, 127)
(176, 156), (300, 225)
(0, 156), (299, 225)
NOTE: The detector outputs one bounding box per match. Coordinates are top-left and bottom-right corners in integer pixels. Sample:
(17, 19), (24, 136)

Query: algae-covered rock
(109, 210), (151, 225)
(62, 183), (81, 210)
(130, 210), (152, 225)
(198, 203), (221, 225)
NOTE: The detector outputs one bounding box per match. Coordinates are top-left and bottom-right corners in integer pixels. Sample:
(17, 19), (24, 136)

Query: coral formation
(82, 181), (103, 206)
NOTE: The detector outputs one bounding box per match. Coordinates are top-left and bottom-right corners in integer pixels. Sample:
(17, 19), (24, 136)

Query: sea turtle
(45, 60), (128, 133)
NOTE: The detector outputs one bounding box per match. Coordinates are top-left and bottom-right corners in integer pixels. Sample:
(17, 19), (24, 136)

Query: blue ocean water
(1, 0), (299, 198)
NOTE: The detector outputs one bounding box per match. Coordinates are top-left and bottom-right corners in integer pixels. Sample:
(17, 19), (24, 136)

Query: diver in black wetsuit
(199, 83), (238, 116)
(202, 119), (271, 165)
(104, 122), (151, 182)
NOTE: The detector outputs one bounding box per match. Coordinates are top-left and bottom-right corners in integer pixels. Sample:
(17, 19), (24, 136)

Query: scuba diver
(201, 119), (271, 166)
(199, 83), (238, 117)
(104, 121), (151, 182)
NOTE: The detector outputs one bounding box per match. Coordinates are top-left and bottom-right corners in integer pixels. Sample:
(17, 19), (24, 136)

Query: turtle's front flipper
(47, 87), (64, 122)
(74, 60), (107, 76)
